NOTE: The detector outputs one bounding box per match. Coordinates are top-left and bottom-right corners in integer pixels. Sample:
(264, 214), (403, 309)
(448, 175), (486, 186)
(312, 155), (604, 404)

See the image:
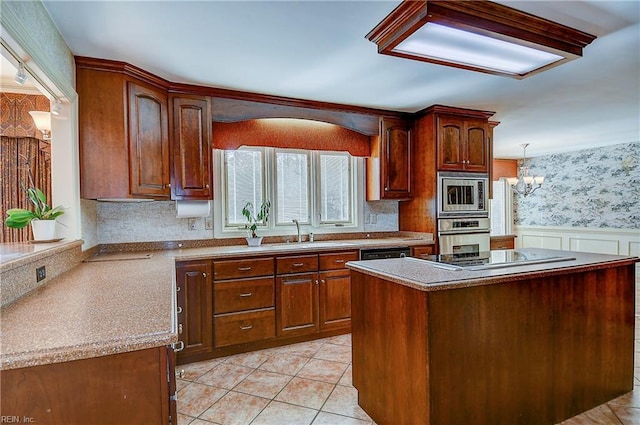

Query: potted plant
(241, 200), (270, 247)
(5, 186), (64, 241)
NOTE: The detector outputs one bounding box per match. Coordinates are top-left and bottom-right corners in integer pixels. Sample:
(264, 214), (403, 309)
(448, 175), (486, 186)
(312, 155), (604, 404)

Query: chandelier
(506, 144), (544, 196)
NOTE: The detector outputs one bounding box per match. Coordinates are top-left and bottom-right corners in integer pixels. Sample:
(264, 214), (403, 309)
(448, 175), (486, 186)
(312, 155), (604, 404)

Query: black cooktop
(426, 250), (576, 270)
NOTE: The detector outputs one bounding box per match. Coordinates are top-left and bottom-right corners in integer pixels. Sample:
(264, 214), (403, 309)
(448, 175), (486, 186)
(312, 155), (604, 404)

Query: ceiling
(40, 0), (639, 158)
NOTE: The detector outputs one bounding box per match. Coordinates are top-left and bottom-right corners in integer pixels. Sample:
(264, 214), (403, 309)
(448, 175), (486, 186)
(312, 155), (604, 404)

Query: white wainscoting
(516, 225), (640, 274)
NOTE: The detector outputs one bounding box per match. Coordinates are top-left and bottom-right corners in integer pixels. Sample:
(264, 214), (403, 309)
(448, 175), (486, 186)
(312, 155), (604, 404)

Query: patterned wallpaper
(0, 93), (50, 139)
(515, 142), (639, 229)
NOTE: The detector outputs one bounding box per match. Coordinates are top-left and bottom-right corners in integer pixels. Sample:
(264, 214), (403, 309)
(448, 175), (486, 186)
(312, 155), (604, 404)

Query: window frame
(213, 147), (364, 238)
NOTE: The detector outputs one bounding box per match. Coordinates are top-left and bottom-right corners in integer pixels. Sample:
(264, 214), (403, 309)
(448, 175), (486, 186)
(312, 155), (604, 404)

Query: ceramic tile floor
(178, 278), (640, 425)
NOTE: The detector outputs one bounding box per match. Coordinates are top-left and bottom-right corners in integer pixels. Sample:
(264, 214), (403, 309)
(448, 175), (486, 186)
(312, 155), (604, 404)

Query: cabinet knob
(176, 286), (181, 292)
(176, 369), (185, 379)
(321, 279), (326, 284)
(176, 306), (183, 314)
(315, 279), (319, 285)
(206, 184), (210, 189)
(178, 323), (183, 334)
(384, 187), (389, 191)
(202, 272), (207, 277)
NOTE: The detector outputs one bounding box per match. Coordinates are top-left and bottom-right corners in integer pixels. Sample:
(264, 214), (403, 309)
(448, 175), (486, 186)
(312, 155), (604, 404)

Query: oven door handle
(439, 229), (490, 235)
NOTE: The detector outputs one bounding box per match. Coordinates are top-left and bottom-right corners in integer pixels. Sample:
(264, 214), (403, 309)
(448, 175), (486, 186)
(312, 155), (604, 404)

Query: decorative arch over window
(211, 118), (371, 157)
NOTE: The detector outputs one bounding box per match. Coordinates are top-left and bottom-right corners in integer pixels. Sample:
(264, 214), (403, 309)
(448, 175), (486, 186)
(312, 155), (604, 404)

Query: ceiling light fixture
(28, 111), (52, 141)
(366, 1), (596, 79)
(506, 144), (544, 196)
(14, 62), (27, 85)
(50, 98), (62, 116)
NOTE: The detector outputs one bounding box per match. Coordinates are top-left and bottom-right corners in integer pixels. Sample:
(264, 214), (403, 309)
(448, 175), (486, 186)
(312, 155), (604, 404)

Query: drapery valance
(211, 118), (371, 157)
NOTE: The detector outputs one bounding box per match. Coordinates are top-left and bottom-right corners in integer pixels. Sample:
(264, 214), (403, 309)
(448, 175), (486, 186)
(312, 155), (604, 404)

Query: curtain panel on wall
(1, 137), (52, 243)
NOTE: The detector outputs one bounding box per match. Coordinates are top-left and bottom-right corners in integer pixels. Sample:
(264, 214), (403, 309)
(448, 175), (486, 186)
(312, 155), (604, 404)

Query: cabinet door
(381, 118), (412, 199)
(437, 116), (464, 170)
(170, 95), (212, 200)
(319, 269), (351, 331)
(465, 120), (489, 172)
(276, 272), (318, 337)
(128, 81), (170, 198)
(175, 261), (213, 359)
(77, 68), (129, 199)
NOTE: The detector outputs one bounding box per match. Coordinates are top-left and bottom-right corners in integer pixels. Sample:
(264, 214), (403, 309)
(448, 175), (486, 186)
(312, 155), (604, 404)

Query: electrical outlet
(36, 266), (46, 282)
(205, 217), (213, 230)
(188, 218), (197, 230)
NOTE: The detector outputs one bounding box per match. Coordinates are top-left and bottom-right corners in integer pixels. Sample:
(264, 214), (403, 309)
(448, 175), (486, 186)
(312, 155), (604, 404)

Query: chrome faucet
(292, 219), (301, 243)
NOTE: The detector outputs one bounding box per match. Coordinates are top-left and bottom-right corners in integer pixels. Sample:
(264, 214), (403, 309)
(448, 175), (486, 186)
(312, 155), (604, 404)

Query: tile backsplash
(515, 141), (639, 229)
(91, 200), (399, 245)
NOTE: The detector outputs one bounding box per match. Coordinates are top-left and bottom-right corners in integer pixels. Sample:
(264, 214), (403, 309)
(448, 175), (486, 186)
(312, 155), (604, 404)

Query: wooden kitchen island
(347, 249), (638, 425)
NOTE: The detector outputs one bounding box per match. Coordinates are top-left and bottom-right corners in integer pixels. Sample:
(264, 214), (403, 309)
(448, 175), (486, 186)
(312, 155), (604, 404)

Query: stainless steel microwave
(437, 172), (489, 217)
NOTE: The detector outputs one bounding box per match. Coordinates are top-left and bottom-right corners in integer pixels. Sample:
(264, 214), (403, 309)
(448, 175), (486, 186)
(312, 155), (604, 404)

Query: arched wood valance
(211, 118), (371, 157)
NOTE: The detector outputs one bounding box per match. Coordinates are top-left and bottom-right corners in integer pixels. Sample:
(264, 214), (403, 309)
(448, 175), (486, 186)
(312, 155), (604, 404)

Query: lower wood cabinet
(490, 235), (516, 250)
(177, 250), (357, 364)
(175, 261), (213, 362)
(319, 268), (352, 331)
(1, 346), (176, 424)
(276, 271), (319, 338)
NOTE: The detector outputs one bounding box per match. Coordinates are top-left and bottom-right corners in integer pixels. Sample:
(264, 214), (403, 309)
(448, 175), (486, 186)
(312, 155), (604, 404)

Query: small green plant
(241, 200), (271, 238)
(5, 186), (64, 229)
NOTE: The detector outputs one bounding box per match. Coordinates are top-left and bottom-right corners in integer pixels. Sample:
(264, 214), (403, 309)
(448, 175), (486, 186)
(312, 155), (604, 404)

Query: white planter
(31, 219), (56, 241)
(246, 236), (263, 247)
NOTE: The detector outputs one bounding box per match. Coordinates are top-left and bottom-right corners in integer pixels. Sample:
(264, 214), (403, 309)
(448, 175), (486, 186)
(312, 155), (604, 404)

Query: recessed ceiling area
(42, 0), (639, 158)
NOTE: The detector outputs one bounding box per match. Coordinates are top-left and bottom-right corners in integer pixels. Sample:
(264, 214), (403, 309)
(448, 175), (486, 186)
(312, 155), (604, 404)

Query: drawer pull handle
(334, 259), (345, 263)
(292, 263), (304, 267)
(239, 292), (253, 297)
(240, 325), (253, 330)
(177, 306), (183, 314)
(238, 267), (252, 271)
(172, 340), (185, 352)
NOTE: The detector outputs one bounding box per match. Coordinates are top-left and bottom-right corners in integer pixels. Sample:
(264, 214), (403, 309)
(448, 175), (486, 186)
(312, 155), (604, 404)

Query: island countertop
(346, 248), (639, 292)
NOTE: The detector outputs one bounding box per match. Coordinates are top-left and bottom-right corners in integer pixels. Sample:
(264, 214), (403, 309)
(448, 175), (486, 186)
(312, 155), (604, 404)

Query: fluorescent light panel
(393, 23), (563, 75)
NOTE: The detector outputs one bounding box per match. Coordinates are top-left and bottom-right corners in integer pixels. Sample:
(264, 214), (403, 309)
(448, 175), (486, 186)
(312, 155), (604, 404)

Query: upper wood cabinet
(170, 95), (213, 200)
(77, 65), (171, 199)
(437, 115), (489, 173)
(367, 117), (413, 201)
(128, 82), (170, 198)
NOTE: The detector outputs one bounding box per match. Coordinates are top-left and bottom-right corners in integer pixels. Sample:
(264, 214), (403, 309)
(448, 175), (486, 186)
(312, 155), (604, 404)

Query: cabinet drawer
(214, 277), (274, 314)
(214, 309), (275, 347)
(412, 245), (435, 258)
(276, 254), (318, 274)
(319, 251), (359, 270)
(214, 257), (274, 280)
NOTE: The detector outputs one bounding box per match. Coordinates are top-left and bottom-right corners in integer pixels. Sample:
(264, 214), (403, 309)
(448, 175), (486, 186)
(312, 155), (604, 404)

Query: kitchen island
(347, 249), (638, 425)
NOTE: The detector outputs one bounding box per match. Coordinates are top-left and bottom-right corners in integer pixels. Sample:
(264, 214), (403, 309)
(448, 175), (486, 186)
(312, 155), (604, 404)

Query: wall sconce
(28, 111), (51, 141)
(366, 1), (596, 78)
(14, 62), (27, 85)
